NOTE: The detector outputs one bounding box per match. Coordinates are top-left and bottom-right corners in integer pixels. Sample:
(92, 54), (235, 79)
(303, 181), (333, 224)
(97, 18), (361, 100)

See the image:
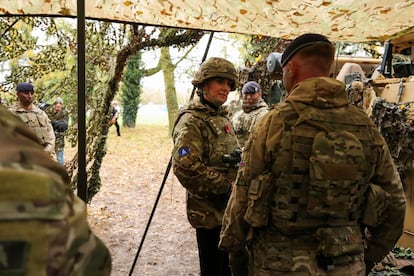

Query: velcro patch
(178, 147), (190, 157)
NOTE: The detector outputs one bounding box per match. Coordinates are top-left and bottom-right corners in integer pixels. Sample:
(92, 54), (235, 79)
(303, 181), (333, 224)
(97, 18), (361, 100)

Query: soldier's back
(0, 105), (111, 275)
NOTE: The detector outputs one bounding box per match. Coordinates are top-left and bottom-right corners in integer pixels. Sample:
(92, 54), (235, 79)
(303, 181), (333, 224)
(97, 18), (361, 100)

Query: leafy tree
(142, 28), (200, 134)
(1, 18), (204, 201)
(121, 52), (143, 128)
(78, 25), (203, 200)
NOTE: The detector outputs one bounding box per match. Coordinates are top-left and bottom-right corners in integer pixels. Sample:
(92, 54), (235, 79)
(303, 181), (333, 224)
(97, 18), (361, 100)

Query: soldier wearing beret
(232, 81), (268, 148)
(220, 33), (406, 275)
(8, 82), (56, 159)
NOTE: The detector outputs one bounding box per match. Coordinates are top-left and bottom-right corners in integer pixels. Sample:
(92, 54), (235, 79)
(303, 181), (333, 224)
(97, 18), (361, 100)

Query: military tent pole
(189, 31), (215, 101)
(128, 31), (215, 276)
(77, 0), (87, 202)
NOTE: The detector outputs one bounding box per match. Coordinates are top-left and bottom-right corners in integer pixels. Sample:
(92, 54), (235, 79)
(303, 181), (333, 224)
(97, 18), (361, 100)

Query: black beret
(281, 33), (332, 67)
(16, 82), (34, 92)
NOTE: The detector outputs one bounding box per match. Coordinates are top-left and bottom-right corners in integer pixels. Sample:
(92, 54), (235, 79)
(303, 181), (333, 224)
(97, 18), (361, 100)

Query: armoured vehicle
(332, 34), (414, 249)
(366, 33), (414, 249)
(243, 33), (414, 249)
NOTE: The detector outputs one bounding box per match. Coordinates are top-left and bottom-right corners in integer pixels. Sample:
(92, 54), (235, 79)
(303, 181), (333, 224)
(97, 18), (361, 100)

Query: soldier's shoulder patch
(178, 147), (190, 157)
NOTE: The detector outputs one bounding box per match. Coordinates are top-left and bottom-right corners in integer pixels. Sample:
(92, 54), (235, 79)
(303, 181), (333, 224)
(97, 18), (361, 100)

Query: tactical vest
(270, 100), (377, 235)
(173, 104), (239, 228)
(174, 105), (239, 167)
(0, 167), (111, 275)
(233, 100), (268, 147)
(9, 108), (50, 147)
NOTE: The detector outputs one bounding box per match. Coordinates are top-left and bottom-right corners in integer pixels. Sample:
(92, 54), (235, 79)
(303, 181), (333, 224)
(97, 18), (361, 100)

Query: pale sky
(141, 32), (245, 105)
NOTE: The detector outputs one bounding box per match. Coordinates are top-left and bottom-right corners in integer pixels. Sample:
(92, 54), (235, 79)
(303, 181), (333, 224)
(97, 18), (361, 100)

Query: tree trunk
(160, 47), (179, 136)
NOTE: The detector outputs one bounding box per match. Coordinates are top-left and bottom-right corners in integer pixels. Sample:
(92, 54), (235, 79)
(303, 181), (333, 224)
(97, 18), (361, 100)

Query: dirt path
(85, 124), (200, 276)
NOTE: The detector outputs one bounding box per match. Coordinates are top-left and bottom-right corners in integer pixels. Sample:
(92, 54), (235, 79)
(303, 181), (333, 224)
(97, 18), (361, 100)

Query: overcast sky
(141, 32), (245, 105)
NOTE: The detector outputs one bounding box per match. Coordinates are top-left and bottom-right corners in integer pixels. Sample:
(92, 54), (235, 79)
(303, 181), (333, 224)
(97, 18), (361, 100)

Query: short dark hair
(295, 43), (336, 73)
(281, 33), (333, 67)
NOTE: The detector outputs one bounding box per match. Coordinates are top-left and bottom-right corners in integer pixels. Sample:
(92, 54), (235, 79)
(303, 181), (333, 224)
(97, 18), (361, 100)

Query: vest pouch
(362, 183), (391, 227)
(316, 226), (364, 257)
(307, 130), (367, 219)
(251, 230), (293, 272)
(244, 172), (274, 227)
(0, 168), (69, 274)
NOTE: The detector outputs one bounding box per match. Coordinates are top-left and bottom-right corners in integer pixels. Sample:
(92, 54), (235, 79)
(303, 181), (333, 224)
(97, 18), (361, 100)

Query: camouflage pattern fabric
(370, 98), (414, 174)
(232, 98), (268, 147)
(0, 105), (111, 275)
(172, 98), (239, 229)
(220, 77), (406, 274)
(192, 57), (238, 91)
(362, 184), (392, 228)
(46, 107), (69, 151)
(8, 103), (56, 157)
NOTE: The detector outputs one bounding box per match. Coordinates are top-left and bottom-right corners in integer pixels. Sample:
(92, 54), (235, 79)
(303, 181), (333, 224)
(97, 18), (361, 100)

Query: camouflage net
(236, 36), (290, 104)
(370, 97), (414, 178)
(369, 246), (414, 276)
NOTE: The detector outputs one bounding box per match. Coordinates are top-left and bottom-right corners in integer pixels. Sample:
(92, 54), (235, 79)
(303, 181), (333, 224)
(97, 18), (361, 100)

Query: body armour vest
(173, 103), (239, 228)
(8, 105), (51, 147)
(270, 100), (378, 235)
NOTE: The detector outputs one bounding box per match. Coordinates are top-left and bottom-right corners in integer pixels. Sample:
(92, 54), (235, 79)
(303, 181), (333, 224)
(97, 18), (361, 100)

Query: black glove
(365, 260), (375, 275)
(51, 120), (58, 129)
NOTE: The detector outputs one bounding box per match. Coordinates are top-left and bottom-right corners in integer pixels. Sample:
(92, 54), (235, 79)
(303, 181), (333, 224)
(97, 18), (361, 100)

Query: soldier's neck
(19, 102), (33, 111)
(200, 94), (219, 111)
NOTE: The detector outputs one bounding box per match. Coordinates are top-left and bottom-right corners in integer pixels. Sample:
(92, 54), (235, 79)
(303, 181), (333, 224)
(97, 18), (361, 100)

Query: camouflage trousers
(249, 250), (365, 276)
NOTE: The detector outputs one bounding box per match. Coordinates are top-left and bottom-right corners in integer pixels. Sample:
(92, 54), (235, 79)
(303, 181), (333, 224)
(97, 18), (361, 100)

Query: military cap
(242, 81), (261, 94)
(16, 82), (34, 92)
(281, 33), (332, 67)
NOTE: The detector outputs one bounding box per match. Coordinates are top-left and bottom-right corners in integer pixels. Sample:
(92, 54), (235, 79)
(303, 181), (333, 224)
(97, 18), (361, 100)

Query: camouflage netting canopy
(1, 0), (414, 42)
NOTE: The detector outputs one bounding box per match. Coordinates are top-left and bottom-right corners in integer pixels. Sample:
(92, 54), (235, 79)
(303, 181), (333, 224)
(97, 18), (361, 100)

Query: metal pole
(77, 0), (87, 202)
(190, 31), (214, 101)
(128, 31), (215, 275)
(128, 156), (172, 276)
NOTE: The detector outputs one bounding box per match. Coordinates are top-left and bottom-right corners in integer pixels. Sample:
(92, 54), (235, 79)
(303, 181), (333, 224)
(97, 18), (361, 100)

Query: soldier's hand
(365, 260), (375, 275)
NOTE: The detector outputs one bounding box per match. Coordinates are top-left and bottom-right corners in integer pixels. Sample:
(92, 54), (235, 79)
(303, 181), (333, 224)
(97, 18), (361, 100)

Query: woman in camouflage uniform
(172, 57), (240, 276)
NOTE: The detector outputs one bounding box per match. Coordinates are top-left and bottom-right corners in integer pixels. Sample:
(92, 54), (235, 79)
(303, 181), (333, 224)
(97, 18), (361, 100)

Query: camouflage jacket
(232, 98), (268, 147)
(47, 108), (69, 150)
(0, 105), (111, 275)
(8, 103), (56, 157)
(220, 77), (406, 270)
(172, 98), (239, 229)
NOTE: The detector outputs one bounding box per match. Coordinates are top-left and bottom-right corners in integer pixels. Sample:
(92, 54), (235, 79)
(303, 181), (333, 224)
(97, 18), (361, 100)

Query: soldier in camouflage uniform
(46, 98), (69, 165)
(172, 57), (240, 276)
(219, 34), (406, 275)
(8, 82), (56, 159)
(232, 81), (268, 148)
(0, 104), (111, 275)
